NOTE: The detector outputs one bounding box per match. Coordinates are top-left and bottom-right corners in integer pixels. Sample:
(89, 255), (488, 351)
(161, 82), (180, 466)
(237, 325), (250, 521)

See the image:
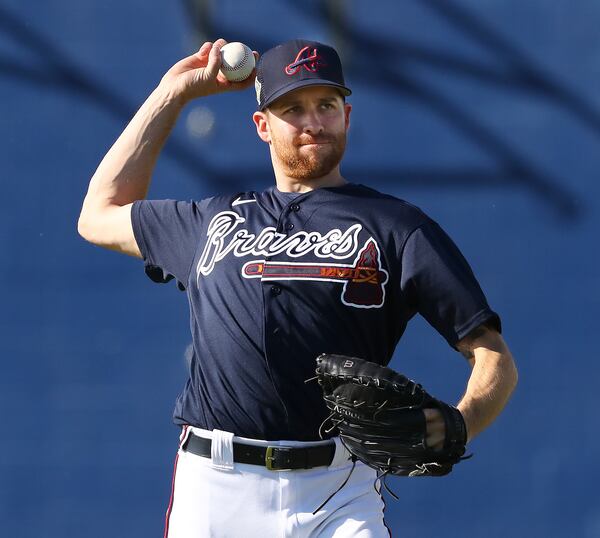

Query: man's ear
(344, 103), (352, 132)
(252, 111), (271, 143)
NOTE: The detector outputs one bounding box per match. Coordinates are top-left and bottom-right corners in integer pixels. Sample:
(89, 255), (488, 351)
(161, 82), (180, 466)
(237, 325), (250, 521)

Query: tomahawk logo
(285, 46), (327, 75)
(242, 239), (389, 309)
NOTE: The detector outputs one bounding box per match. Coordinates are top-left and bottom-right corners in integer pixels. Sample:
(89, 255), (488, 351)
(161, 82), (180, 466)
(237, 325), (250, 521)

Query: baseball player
(78, 38), (518, 537)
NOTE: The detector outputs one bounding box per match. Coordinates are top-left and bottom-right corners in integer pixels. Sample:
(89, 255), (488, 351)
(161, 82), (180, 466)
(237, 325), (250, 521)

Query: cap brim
(260, 79), (352, 110)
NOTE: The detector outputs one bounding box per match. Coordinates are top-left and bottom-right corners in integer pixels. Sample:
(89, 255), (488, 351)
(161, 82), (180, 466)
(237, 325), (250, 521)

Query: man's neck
(274, 169), (347, 193)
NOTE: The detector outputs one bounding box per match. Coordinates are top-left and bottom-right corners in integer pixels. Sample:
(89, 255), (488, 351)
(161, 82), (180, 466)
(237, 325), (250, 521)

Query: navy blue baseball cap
(255, 39), (352, 110)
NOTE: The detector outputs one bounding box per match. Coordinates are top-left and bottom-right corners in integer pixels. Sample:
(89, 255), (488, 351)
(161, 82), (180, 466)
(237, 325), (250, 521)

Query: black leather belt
(182, 432), (336, 471)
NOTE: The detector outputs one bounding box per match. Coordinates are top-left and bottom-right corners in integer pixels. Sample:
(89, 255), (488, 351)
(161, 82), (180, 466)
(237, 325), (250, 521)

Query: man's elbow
(506, 353), (519, 396)
(77, 209), (98, 244)
(498, 349), (518, 402)
(489, 330), (519, 396)
(77, 212), (91, 241)
(77, 204), (109, 246)
(76, 203), (140, 258)
(77, 198), (113, 245)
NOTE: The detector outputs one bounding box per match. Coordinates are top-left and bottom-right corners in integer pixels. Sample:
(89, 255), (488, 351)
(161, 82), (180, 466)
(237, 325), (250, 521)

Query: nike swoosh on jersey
(232, 196), (257, 207)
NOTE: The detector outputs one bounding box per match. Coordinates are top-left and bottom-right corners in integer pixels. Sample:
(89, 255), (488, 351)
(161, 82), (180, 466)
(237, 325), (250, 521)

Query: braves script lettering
(196, 211), (362, 280)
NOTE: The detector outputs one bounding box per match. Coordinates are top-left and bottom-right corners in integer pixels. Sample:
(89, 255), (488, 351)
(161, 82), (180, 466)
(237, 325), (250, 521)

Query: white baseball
(219, 42), (255, 82)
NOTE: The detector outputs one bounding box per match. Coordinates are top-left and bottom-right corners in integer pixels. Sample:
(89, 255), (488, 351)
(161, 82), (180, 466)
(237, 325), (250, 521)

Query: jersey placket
(261, 198), (306, 435)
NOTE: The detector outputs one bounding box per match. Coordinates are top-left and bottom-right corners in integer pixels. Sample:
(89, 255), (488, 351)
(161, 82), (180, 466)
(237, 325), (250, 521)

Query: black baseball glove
(313, 353), (470, 478)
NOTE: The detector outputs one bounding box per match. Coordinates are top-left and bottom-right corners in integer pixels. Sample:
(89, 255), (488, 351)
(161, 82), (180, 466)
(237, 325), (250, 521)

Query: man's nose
(302, 110), (324, 134)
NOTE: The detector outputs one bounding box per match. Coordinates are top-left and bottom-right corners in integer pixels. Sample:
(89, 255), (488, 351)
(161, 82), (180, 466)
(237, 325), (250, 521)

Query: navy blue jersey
(131, 183), (500, 441)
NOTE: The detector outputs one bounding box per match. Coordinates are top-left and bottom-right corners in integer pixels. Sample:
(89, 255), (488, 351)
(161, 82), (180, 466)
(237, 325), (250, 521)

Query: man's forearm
(77, 40), (255, 255)
(457, 344), (518, 443)
(81, 83), (185, 213)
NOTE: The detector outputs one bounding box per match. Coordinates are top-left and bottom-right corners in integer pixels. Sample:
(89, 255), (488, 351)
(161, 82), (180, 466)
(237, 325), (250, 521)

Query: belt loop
(179, 425), (192, 450)
(211, 429), (235, 471)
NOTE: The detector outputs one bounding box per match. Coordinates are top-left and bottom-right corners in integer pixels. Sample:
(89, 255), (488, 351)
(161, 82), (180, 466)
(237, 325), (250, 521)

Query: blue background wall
(1, 1), (598, 536)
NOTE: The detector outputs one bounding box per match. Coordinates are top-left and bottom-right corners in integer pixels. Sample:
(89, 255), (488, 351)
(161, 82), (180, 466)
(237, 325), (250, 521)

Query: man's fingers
(204, 39), (227, 80)
(171, 42), (213, 73)
(424, 408), (444, 421)
(225, 68), (257, 90)
(198, 41), (213, 56)
(163, 39), (256, 99)
(424, 408), (446, 451)
(426, 432), (445, 451)
(191, 41), (213, 63)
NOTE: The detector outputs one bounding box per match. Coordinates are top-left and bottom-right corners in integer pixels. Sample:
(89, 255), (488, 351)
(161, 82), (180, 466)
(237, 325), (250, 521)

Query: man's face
(254, 86), (351, 180)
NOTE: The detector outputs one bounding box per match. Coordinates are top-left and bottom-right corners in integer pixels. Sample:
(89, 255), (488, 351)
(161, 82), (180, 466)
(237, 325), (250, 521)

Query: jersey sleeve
(131, 199), (206, 290)
(399, 220), (501, 348)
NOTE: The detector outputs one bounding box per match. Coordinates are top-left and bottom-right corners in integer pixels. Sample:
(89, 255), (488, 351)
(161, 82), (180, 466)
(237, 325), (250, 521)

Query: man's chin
(286, 165), (337, 180)
(274, 139), (346, 180)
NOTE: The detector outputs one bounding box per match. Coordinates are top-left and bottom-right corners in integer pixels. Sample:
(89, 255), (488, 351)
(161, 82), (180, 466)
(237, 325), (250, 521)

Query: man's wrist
(456, 402), (477, 443)
(154, 81), (189, 111)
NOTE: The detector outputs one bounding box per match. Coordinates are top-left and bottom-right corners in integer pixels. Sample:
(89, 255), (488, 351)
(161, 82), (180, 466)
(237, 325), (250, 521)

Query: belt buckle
(265, 446), (293, 471)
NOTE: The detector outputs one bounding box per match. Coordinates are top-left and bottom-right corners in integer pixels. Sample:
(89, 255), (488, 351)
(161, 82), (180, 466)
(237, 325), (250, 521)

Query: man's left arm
(454, 325), (518, 442)
(426, 324), (518, 447)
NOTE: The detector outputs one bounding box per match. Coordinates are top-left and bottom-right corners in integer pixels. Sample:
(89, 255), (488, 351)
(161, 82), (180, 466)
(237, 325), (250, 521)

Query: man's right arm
(77, 38), (257, 258)
(77, 84), (184, 258)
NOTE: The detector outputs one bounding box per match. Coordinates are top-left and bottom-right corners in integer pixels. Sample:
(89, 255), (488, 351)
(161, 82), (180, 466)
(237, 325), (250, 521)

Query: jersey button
(286, 223), (295, 231)
(290, 203), (300, 212)
(271, 285), (282, 296)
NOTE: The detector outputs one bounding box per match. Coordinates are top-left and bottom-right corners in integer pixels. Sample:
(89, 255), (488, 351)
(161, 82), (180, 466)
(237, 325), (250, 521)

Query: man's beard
(271, 132), (346, 180)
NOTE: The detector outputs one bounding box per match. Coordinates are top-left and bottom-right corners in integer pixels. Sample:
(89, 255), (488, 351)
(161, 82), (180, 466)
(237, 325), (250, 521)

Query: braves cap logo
(285, 46), (327, 75)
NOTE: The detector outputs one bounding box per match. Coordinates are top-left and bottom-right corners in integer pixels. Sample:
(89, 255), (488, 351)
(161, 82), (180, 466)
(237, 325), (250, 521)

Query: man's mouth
(299, 140), (331, 146)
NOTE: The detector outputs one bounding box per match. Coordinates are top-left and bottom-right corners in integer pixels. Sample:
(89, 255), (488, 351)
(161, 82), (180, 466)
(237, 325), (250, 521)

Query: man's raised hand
(160, 38), (259, 103)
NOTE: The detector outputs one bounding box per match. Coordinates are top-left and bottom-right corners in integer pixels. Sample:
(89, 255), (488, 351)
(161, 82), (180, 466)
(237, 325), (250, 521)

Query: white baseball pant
(164, 426), (391, 537)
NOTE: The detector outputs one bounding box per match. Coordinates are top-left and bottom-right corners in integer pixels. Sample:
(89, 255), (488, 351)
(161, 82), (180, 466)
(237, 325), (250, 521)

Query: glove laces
(312, 412), (357, 515)
(312, 456), (357, 515)
(374, 463), (400, 500)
